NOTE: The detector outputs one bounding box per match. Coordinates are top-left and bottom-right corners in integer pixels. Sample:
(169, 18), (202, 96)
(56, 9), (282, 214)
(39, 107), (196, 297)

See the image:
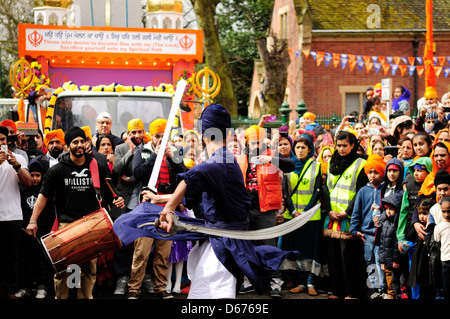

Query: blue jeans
(363, 234), (384, 291)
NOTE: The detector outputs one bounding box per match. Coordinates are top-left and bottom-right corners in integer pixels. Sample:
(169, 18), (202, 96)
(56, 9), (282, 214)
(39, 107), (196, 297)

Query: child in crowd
(412, 132), (433, 159)
(380, 158), (404, 199)
(377, 192), (403, 299)
(15, 159), (56, 299)
(434, 196), (450, 300)
(350, 154), (385, 299)
(397, 157), (433, 299)
(407, 198), (436, 299)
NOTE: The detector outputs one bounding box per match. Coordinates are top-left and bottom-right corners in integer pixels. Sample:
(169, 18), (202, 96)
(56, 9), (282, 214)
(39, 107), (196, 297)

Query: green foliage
(216, 0), (274, 116)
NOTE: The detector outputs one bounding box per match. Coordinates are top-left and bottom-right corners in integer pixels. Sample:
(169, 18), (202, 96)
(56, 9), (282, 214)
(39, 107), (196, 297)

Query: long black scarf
(328, 142), (363, 176)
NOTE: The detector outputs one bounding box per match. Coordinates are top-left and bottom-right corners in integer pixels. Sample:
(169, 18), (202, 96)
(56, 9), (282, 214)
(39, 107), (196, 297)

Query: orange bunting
(366, 62), (373, 73)
(316, 52), (325, 66)
(416, 65), (425, 77)
(399, 65), (408, 76)
(439, 56), (446, 66)
(393, 56), (401, 65)
(382, 63), (390, 75)
(408, 57), (416, 66)
(378, 56), (386, 64)
(435, 66), (443, 78)
(302, 50), (310, 59)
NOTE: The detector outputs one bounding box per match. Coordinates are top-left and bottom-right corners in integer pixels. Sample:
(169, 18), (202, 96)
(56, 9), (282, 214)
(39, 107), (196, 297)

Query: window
(339, 85), (367, 116)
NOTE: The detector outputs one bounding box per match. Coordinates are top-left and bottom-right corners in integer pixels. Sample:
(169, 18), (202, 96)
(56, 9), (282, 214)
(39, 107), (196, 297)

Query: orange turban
(364, 154), (386, 177)
(424, 86), (437, 99)
(149, 119), (167, 136)
(81, 126), (92, 140)
(44, 129), (65, 147)
(303, 112), (316, 121)
(245, 125), (265, 141)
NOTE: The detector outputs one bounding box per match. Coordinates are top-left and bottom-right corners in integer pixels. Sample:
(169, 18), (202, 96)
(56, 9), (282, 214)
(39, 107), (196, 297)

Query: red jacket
(237, 148), (282, 212)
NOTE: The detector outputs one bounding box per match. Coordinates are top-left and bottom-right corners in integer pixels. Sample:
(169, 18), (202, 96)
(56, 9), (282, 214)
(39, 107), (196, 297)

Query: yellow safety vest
(323, 157), (366, 237)
(284, 158), (321, 220)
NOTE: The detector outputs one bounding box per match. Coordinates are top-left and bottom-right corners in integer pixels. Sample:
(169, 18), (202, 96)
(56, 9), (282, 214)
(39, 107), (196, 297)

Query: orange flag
(393, 56), (401, 65)
(302, 50), (310, 59)
(382, 63), (390, 75)
(417, 65), (425, 77)
(399, 65), (408, 76)
(424, 0), (436, 88)
(408, 57), (416, 66)
(366, 62), (373, 73)
(435, 66), (443, 78)
(438, 56), (446, 66)
(316, 52), (325, 66)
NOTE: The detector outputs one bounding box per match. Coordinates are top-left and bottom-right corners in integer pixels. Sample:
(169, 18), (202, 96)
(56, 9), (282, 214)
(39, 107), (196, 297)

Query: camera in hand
(384, 146), (398, 157)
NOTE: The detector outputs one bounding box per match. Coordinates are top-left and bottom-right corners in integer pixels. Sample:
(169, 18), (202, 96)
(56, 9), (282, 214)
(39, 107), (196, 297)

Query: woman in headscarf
(392, 86), (411, 112)
(322, 130), (369, 299)
(279, 132), (325, 296)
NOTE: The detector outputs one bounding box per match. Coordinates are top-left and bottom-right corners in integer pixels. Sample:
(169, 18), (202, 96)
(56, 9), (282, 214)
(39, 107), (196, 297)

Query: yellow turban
(303, 112), (316, 121)
(424, 86), (437, 99)
(127, 118), (144, 132)
(149, 119), (167, 136)
(80, 126), (92, 140)
(245, 125), (265, 141)
(44, 129), (65, 147)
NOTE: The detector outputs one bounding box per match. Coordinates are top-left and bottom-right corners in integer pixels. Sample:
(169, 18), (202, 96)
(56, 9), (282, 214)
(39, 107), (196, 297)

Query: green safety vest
(284, 158), (322, 220)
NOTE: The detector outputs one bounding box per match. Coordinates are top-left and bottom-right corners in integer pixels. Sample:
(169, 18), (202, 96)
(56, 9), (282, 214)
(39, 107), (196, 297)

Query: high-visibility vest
(236, 149), (282, 212)
(324, 157), (366, 235)
(283, 158), (321, 221)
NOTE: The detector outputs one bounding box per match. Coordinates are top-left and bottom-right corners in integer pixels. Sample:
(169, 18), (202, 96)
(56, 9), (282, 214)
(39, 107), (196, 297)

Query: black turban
(435, 170), (450, 187)
(64, 126), (86, 145)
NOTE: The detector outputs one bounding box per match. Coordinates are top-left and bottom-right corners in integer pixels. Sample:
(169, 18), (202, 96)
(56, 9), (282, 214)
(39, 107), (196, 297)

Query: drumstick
(105, 177), (118, 199)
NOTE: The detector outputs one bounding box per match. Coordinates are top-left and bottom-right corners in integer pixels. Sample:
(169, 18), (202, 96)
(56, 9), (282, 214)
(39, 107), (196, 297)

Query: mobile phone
(384, 146), (398, 157)
(1, 144), (7, 153)
(368, 128), (380, 135)
(251, 157), (264, 165)
(348, 116), (357, 123)
(265, 115), (276, 122)
(443, 107), (450, 113)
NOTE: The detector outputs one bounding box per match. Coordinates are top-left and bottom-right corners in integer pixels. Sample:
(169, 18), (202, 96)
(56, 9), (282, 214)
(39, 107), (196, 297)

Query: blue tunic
(113, 146), (300, 294)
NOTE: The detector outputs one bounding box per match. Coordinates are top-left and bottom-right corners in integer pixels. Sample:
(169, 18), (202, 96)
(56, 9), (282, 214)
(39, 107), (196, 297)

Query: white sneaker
(14, 289), (31, 298)
(35, 289), (47, 299)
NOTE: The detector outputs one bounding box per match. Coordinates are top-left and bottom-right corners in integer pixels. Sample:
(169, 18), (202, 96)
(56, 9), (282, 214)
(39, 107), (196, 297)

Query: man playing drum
(26, 126), (125, 299)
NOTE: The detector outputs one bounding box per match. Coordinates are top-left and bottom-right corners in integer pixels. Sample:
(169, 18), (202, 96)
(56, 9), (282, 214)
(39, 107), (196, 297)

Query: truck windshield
(51, 95), (173, 137)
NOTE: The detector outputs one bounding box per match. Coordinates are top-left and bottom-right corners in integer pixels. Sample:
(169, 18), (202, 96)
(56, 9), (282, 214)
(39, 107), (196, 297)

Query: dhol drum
(41, 208), (122, 274)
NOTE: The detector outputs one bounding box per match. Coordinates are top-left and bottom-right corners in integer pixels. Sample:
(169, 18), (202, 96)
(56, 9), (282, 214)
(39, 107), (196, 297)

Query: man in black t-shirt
(26, 126), (124, 299)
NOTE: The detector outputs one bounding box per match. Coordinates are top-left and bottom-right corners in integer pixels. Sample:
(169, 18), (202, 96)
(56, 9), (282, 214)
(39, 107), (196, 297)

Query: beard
(70, 146), (85, 158)
(49, 147), (63, 159)
(131, 137), (142, 146)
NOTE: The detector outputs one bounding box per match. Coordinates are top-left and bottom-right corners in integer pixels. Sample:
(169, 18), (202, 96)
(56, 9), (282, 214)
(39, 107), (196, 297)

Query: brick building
(249, 0), (450, 121)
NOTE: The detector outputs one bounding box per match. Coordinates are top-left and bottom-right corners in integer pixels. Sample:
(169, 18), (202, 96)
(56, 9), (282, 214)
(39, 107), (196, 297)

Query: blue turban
(199, 104), (231, 140)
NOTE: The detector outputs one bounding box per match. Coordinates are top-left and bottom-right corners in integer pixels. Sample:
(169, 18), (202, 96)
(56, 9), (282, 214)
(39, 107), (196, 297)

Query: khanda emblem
(343, 172), (352, 180)
(301, 178), (310, 185)
(26, 195), (38, 209)
(28, 30), (43, 48)
(179, 35), (194, 52)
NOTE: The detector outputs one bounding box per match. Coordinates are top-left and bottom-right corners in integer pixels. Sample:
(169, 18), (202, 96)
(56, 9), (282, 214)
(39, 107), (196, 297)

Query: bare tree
(256, 31), (290, 115)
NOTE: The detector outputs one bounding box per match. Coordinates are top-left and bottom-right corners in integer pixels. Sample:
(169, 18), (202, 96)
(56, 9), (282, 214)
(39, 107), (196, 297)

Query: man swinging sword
(153, 104), (314, 299)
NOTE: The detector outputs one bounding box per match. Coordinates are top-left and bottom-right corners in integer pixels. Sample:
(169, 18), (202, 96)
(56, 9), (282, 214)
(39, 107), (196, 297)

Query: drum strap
(89, 158), (102, 208)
